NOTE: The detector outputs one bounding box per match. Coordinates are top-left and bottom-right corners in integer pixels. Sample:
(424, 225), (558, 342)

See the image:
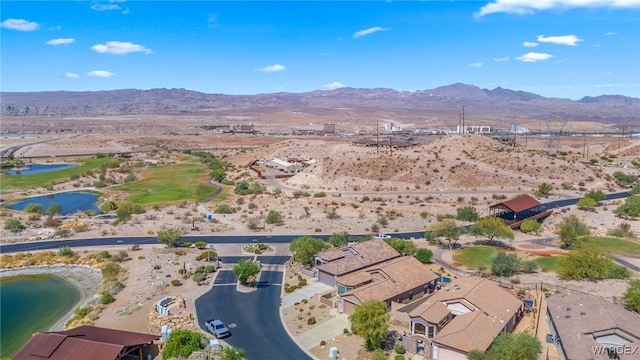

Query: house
(546, 293), (640, 360)
(408, 277), (524, 360)
(314, 239), (401, 287)
(13, 325), (159, 360)
(338, 256), (439, 314)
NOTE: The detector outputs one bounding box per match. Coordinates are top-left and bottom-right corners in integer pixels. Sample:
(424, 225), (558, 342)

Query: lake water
(0, 274), (81, 357)
(4, 163), (77, 175)
(5, 191), (101, 215)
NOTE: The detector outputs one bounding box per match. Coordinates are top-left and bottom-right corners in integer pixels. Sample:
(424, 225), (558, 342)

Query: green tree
(557, 249), (629, 281)
(210, 167), (226, 182)
(289, 236), (329, 265)
(486, 332), (542, 360)
(615, 195), (640, 217)
(623, 280), (640, 313)
(576, 196), (597, 211)
(584, 189), (606, 202)
(101, 262), (122, 280)
(4, 218), (26, 233)
(157, 228), (182, 247)
(491, 252), (520, 277)
(116, 204), (132, 222)
(558, 215), (590, 248)
(519, 219), (541, 234)
(47, 203), (63, 216)
(429, 219), (460, 251)
(221, 347), (246, 360)
(234, 180), (249, 194)
(265, 210), (283, 225)
(471, 217), (515, 243)
(384, 238), (417, 255)
(161, 329), (204, 360)
(24, 203), (44, 215)
(349, 300), (389, 351)
(535, 183), (553, 197)
(329, 231), (350, 247)
(456, 206), (479, 222)
(415, 248), (433, 264)
(232, 259), (260, 285)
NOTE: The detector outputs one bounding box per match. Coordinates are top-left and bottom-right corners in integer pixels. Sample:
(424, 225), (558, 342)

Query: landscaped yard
(534, 256), (561, 272)
(580, 236), (640, 258)
(112, 161), (216, 206)
(453, 246), (498, 269)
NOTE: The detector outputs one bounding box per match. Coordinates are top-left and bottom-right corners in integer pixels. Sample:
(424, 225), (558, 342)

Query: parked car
(373, 233), (391, 239)
(205, 319), (230, 338)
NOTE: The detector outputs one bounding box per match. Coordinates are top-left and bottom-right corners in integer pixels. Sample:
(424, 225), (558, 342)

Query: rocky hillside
(2, 84), (639, 125)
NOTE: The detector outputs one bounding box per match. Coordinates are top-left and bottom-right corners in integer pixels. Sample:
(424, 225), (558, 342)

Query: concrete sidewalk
(294, 313), (350, 350)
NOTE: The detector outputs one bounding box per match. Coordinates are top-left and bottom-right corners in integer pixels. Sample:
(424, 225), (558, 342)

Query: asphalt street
(195, 270), (310, 360)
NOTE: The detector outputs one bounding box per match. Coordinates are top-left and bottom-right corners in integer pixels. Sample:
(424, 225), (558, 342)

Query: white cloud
(45, 38), (75, 46)
(65, 72), (80, 79)
(516, 52), (553, 62)
(469, 62), (483, 68)
(605, 31), (617, 36)
(523, 41), (539, 47)
(537, 34), (582, 46)
(353, 26), (389, 39)
(91, 41), (152, 55)
(259, 64), (286, 73)
(0, 18), (39, 31)
(476, 0), (640, 17)
(493, 57), (510, 62)
(325, 81), (346, 89)
(87, 70), (114, 78)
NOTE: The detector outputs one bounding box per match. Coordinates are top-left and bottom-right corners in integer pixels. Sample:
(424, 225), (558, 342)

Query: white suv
(373, 234), (391, 239)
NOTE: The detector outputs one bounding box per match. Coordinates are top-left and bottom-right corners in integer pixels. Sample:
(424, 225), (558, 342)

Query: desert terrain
(1, 113), (640, 359)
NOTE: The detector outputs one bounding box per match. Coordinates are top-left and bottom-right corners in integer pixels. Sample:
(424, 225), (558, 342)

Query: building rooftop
(490, 194), (541, 213)
(547, 293), (640, 360)
(338, 256), (439, 305)
(432, 310), (506, 353)
(315, 239), (401, 276)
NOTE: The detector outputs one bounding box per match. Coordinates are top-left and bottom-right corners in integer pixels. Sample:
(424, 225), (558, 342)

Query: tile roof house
(314, 239), (401, 287)
(13, 326), (159, 360)
(408, 277), (524, 360)
(337, 256), (439, 314)
(546, 293), (640, 360)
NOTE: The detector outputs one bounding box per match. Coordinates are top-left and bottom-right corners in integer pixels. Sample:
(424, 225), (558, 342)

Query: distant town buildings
(509, 123), (530, 134)
(323, 123), (336, 134)
(457, 125), (491, 134)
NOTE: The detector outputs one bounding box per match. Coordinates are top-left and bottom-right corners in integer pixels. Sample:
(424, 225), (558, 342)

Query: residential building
(13, 325), (159, 360)
(314, 239), (401, 287)
(546, 293), (640, 360)
(408, 277), (524, 359)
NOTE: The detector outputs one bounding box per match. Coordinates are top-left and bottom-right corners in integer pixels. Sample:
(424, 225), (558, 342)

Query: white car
(373, 234), (391, 239)
(205, 319), (230, 338)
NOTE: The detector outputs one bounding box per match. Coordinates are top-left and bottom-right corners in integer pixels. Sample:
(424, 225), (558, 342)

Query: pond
(4, 163), (77, 176)
(4, 191), (101, 215)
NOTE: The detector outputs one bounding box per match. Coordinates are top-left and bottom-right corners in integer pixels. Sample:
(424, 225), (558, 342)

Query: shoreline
(0, 264), (102, 331)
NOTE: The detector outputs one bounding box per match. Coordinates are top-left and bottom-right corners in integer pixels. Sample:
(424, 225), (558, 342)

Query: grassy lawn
(0, 157), (113, 189)
(534, 256), (561, 272)
(453, 246), (498, 269)
(579, 236), (640, 258)
(111, 161), (216, 206)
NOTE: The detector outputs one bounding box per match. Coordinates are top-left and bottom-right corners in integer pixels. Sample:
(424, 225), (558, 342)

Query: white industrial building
(270, 158), (299, 173)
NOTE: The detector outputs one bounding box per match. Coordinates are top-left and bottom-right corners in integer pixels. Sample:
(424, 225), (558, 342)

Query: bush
(171, 279), (182, 286)
(195, 241), (207, 249)
(214, 204), (236, 214)
(193, 273), (206, 283)
(394, 344), (406, 354)
(96, 250), (112, 259)
(265, 210), (283, 225)
(298, 279), (307, 287)
(181, 241), (193, 248)
(131, 244), (141, 251)
(343, 328), (349, 334)
(101, 292), (115, 304)
(491, 252), (520, 277)
(415, 248), (433, 264)
(58, 246), (74, 257)
(102, 262), (121, 280)
(520, 219), (541, 234)
(456, 206), (479, 222)
(520, 260), (538, 273)
(4, 218), (26, 233)
(198, 250), (218, 261)
(307, 317), (316, 325)
(395, 356), (405, 360)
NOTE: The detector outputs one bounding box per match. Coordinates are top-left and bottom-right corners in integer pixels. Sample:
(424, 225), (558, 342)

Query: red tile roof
(490, 194), (540, 213)
(13, 326), (158, 360)
(316, 239), (401, 276)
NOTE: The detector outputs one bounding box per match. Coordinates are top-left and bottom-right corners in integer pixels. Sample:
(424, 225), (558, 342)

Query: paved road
(195, 270), (310, 360)
(0, 191), (630, 255)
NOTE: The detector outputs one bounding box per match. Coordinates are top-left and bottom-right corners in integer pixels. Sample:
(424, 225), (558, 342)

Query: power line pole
(462, 105), (465, 134)
(376, 119), (379, 154)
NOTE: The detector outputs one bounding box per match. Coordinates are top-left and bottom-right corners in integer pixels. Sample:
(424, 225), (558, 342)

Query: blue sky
(1, 1), (639, 99)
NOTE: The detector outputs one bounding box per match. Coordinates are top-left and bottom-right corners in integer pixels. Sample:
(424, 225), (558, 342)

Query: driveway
(194, 270), (310, 360)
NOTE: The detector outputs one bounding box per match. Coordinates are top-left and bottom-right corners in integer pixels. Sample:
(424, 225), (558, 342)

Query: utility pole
(462, 105), (465, 134)
(376, 119), (379, 154)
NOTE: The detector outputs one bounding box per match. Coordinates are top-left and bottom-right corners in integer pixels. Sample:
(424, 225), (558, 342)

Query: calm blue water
(0, 274), (81, 357)
(5, 163), (77, 175)
(5, 191), (101, 215)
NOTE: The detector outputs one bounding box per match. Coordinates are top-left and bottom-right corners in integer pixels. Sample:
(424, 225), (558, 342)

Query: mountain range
(2, 83), (639, 125)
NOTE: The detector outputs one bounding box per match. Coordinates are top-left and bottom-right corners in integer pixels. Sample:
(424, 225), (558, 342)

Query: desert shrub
(320, 340), (327, 346)
(101, 292), (115, 304)
(198, 250), (218, 261)
(394, 356), (405, 360)
(343, 328), (349, 334)
(298, 279), (307, 287)
(193, 273), (206, 283)
(284, 285), (296, 293)
(101, 263), (121, 280)
(171, 279), (182, 286)
(313, 192), (327, 198)
(4, 218), (25, 233)
(456, 206), (479, 222)
(24, 203), (44, 215)
(195, 241), (207, 249)
(608, 222), (636, 239)
(214, 204), (236, 214)
(520, 260), (538, 273)
(96, 250), (112, 260)
(58, 246), (74, 257)
(265, 210), (283, 225)
(307, 317), (316, 325)
(394, 344), (406, 354)
(415, 248), (433, 264)
(131, 244), (141, 251)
